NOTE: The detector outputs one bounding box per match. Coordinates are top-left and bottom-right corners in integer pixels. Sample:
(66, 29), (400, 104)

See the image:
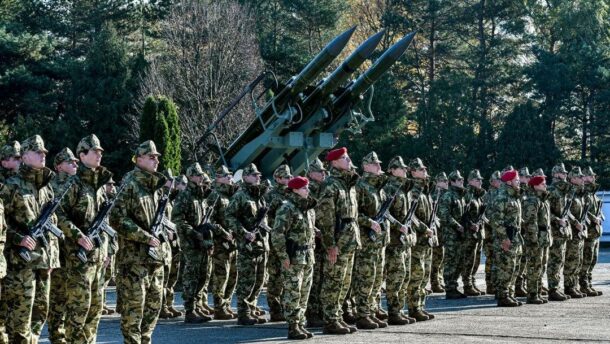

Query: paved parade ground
(41, 248), (610, 343)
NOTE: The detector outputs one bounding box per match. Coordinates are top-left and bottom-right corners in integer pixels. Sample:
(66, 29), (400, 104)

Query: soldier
(317, 147), (360, 335)
(580, 167), (603, 297)
(2, 135), (61, 343)
(438, 170), (467, 299)
(564, 167), (586, 299)
(172, 163), (213, 323)
(265, 164), (293, 322)
(109, 140), (167, 344)
(461, 169), (486, 297)
(352, 152), (388, 330)
(47, 148), (78, 344)
(489, 168), (523, 307)
(225, 163), (270, 326)
(383, 156), (414, 326)
(514, 167), (532, 298)
(484, 171), (501, 294)
(0, 141), (20, 183)
(0, 149), (10, 343)
(102, 177), (118, 316)
(522, 169), (551, 304)
(547, 163), (572, 301)
(430, 172), (449, 293)
(406, 158), (435, 321)
(209, 165), (239, 320)
(305, 158), (327, 327)
(271, 176), (317, 339)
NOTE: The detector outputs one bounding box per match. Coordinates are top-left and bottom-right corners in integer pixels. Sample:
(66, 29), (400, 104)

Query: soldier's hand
(224, 233), (233, 241)
(327, 246), (339, 266)
(501, 239), (511, 252)
(558, 219), (567, 227)
(282, 259), (290, 270)
(575, 223), (583, 231)
(426, 229), (433, 237)
(167, 231), (174, 241)
(208, 248), (214, 255)
(245, 232), (255, 242)
(104, 256), (111, 268)
(470, 224), (479, 232)
(595, 217), (602, 225)
(19, 236), (36, 251)
(400, 225), (409, 234)
(315, 229), (322, 238)
(370, 220), (381, 233)
(78, 236), (94, 251)
(148, 237), (161, 247)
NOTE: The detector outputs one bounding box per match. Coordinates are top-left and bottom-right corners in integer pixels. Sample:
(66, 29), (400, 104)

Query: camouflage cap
(435, 172), (448, 182)
(502, 165), (515, 174)
(0, 141), (21, 160)
(308, 158), (327, 173)
(409, 157), (426, 170)
(273, 164), (292, 179)
(53, 147), (78, 166)
(552, 163), (568, 175)
(76, 134), (104, 155)
(468, 169), (483, 180)
(449, 170), (464, 181)
(215, 165), (232, 178)
(490, 170), (501, 181)
(135, 140), (161, 157)
(519, 167), (531, 178)
(532, 168), (546, 177)
(362, 151), (382, 165)
(387, 156), (407, 170)
(178, 175), (188, 185)
(583, 166), (596, 177)
(242, 163), (262, 176)
(568, 166), (583, 179)
(186, 162), (205, 177)
(21, 135), (48, 153)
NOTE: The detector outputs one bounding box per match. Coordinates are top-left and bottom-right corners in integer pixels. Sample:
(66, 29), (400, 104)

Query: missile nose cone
(354, 29), (385, 59)
(326, 26), (357, 57)
(384, 31), (416, 60)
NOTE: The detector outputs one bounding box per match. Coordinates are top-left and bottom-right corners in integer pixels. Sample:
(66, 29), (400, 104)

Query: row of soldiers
(0, 135), (603, 342)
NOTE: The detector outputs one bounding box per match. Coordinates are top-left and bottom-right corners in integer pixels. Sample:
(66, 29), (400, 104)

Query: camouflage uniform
(461, 170), (486, 295)
(0, 141), (20, 184)
(208, 166), (238, 316)
(160, 174), (183, 318)
(564, 167), (586, 297)
(514, 167), (532, 297)
(430, 173), (448, 292)
(483, 171), (501, 293)
(2, 136), (60, 343)
(265, 164), (292, 320)
(0, 171), (8, 342)
(109, 141), (167, 344)
(580, 167), (602, 296)
(225, 164), (270, 321)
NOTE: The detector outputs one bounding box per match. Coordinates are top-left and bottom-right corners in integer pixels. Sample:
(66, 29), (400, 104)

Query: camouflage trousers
(564, 238), (584, 289)
(197, 252), (213, 308)
(547, 236), (567, 289)
(352, 243), (384, 318)
(282, 263), (313, 325)
(0, 280), (7, 344)
(236, 252), (267, 317)
(493, 239), (522, 298)
(63, 262), (105, 343)
(461, 236), (482, 288)
(384, 246), (408, 315)
(119, 263), (164, 344)
(163, 251), (180, 310)
(524, 244), (543, 294)
(212, 248), (237, 312)
(4, 267), (50, 344)
(305, 247), (324, 320)
(430, 245), (445, 288)
(182, 250), (211, 313)
(320, 247), (355, 322)
(580, 238), (600, 288)
(483, 237), (494, 287)
(407, 244), (432, 311)
(47, 268), (67, 344)
(515, 245), (529, 290)
(371, 246), (386, 314)
(266, 249), (284, 315)
(540, 246), (549, 288)
(442, 231), (464, 292)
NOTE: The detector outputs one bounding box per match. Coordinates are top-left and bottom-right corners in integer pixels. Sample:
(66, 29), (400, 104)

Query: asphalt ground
(40, 248), (610, 343)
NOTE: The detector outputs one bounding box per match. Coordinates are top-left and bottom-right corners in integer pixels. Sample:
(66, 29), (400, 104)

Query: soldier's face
(468, 179), (482, 189)
(571, 177), (584, 186)
(554, 173), (567, 181)
(190, 175), (204, 185)
(22, 150), (46, 169)
(105, 184), (116, 194)
(216, 175), (233, 185)
(451, 179), (464, 188)
(412, 168), (428, 179)
(136, 154), (159, 172)
(583, 176), (595, 184)
(363, 162), (382, 176)
(276, 176), (291, 186)
(534, 181), (547, 191)
(294, 186), (309, 199)
(80, 149), (103, 169)
(509, 178), (521, 190)
(244, 173), (261, 185)
(1, 156), (20, 171)
(491, 180), (501, 188)
(332, 154), (351, 171)
(57, 160), (78, 176)
(436, 181), (448, 190)
(308, 171), (325, 182)
(390, 168), (407, 178)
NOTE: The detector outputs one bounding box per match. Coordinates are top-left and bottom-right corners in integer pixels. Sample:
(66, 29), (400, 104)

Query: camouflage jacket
(547, 179), (573, 238)
(271, 191), (316, 265)
(309, 179), (323, 200)
(409, 179), (434, 245)
(110, 166), (168, 266)
(265, 183), (288, 228)
(463, 185), (486, 240)
(316, 167), (360, 250)
(0, 168), (15, 184)
(522, 189), (552, 247)
(172, 181), (210, 252)
(356, 172), (390, 247)
(568, 186), (587, 239)
(483, 186), (499, 239)
(225, 182), (270, 255)
(57, 164), (112, 266)
(49, 171), (71, 194)
(488, 183), (522, 244)
(437, 185), (466, 236)
(0, 190), (6, 277)
(385, 176), (410, 247)
(2, 164), (60, 270)
(207, 181), (237, 250)
(584, 183), (602, 239)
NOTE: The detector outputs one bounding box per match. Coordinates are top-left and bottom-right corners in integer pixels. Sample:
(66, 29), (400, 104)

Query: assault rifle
(193, 195), (220, 249)
(244, 206), (270, 252)
(147, 177), (177, 261)
(558, 190), (576, 236)
(368, 187), (400, 242)
(428, 189), (441, 247)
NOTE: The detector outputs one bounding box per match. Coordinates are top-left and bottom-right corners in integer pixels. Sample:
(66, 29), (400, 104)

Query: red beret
(288, 176), (309, 189)
(325, 147), (347, 161)
(501, 170), (518, 182)
(528, 175), (546, 186)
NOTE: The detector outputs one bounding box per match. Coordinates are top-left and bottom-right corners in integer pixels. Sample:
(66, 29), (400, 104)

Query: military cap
(76, 134), (104, 155)
(53, 147), (78, 166)
(186, 162), (205, 177)
(0, 141), (21, 160)
(21, 135), (48, 153)
(529, 175), (546, 187)
(325, 147), (347, 161)
(242, 163), (262, 176)
(568, 166), (583, 179)
(489, 171), (501, 181)
(362, 151), (382, 165)
(468, 169), (483, 180)
(501, 169), (518, 182)
(532, 168), (546, 177)
(387, 156), (407, 170)
(288, 176), (309, 189)
(215, 165), (232, 178)
(583, 166), (596, 177)
(273, 164), (292, 179)
(552, 163), (568, 175)
(435, 172), (448, 182)
(409, 157), (426, 170)
(135, 140), (161, 157)
(519, 167), (531, 178)
(308, 158), (327, 172)
(449, 170), (463, 181)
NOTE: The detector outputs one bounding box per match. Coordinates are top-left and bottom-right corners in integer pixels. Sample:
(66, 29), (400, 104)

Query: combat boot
(582, 286), (598, 297)
(299, 324), (314, 339)
(253, 314), (268, 324)
(425, 288), (432, 295)
(370, 315), (388, 328)
(306, 316), (325, 328)
(590, 287), (603, 296)
(254, 306), (267, 316)
(168, 306), (183, 318)
(342, 311), (357, 325)
(541, 286), (549, 296)
(548, 289), (568, 301)
(526, 293), (544, 304)
(565, 288), (585, 299)
(446, 289), (467, 299)
(185, 311), (210, 324)
(287, 323), (308, 340)
(472, 284), (483, 295)
(464, 285), (482, 296)
(196, 305), (212, 317)
(214, 308), (235, 320)
(375, 308), (388, 320)
(355, 316), (378, 330)
(322, 321), (350, 335)
(497, 296), (519, 307)
(431, 284), (445, 293)
(409, 309), (430, 322)
(510, 296), (523, 306)
(159, 307), (174, 319)
(421, 310), (435, 320)
(102, 308), (108, 315)
(237, 315), (258, 326)
(269, 312), (286, 322)
(339, 320), (357, 333)
(400, 313), (416, 324)
(486, 285), (496, 295)
(388, 314), (409, 325)
(515, 285), (528, 297)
